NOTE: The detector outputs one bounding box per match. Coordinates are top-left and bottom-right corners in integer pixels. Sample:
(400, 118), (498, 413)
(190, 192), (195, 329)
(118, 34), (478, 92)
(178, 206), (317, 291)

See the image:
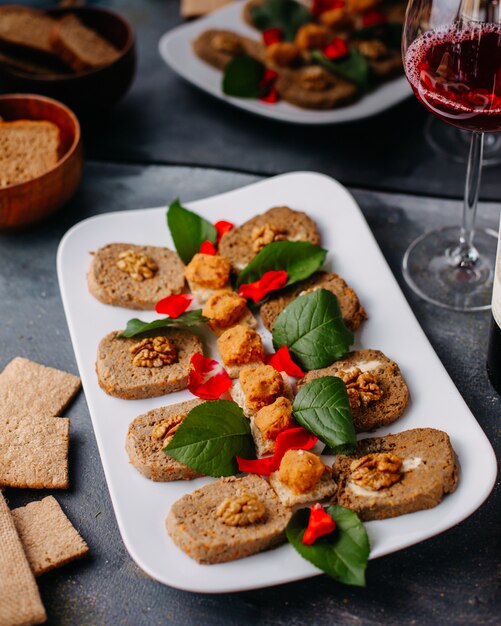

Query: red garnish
(311, 0), (344, 16)
(214, 220), (234, 243)
(188, 353), (232, 400)
(323, 37), (349, 60)
(199, 240), (217, 255)
(155, 293), (192, 318)
(362, 10), (387, 27)
(266, 346), (304, 378)
(259, 86), (279, 104)
(238, 270), (288, 304)
(263, 27), (283, 46)
(259, 69), (280, 105)
(236, 427), (318, 475)
(302, 504), (337, 545)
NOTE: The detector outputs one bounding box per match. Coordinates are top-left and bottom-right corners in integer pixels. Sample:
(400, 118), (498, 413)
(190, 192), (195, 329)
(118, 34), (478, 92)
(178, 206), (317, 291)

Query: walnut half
(129, 336), (177, 368)
(216, 492), (266, 526)
(151, 414), (185, 445)
(116, 249), (158, 281)
(251, 223), (287, 253)
(336, 368), (383, 410)
(350, 452), (402, 490)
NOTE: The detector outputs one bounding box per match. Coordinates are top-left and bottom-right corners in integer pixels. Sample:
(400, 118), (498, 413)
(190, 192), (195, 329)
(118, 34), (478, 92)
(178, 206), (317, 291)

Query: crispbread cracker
(0, 415), (70, 489)
(12, 496), (89, 576)
(0, 492), (46, 626)
(0, 357), (80, 420)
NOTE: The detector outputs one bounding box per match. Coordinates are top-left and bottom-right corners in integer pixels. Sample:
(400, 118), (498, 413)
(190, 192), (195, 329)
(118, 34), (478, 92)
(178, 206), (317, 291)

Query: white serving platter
(158, 1), (412, 125)
(57, 172), (497, 593)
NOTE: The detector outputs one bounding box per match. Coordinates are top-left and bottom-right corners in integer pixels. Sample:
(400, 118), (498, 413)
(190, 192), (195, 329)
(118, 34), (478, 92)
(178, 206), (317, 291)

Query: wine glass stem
(450, 131), (485, 268)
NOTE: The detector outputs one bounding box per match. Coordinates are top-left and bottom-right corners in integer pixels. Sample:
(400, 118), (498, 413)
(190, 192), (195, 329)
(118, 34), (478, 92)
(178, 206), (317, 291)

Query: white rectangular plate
(57, 172), (497, 593)
(158, 1), (412, 125)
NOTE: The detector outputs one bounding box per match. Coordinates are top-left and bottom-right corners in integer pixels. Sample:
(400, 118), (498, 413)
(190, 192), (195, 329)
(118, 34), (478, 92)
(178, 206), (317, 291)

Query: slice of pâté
(332, 428), (459, 521)
(193, 29), (265, 71)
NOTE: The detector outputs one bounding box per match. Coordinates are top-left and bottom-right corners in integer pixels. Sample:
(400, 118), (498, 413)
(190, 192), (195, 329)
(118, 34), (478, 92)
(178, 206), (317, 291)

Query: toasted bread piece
(96, 329), (203, 400)
(299, 349), (409, 432)
(332, 428), (459, 520)
(127, 400), (204, 481)
(0, 120), (59, 188)
(192, 29), (265, 70)
(49, 13), (120, 72)
(0, 5), (56, 55)
(88, 243), (186, 310)
(276, 66), (359, 110)
(166, 474), (292, 564)
(269, 470), (337, 508)
(260, 271), (367, 332)
(219, 206), (320, 272)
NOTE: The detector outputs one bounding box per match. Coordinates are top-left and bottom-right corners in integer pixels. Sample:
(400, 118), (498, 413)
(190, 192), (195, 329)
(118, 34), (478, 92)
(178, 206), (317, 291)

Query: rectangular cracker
(181, 0), (233, 17)
(0, 357), (80, 420)
(0, 492), (46, 626)
(0, 415), (70, 489)
(12, 496), (89, 576)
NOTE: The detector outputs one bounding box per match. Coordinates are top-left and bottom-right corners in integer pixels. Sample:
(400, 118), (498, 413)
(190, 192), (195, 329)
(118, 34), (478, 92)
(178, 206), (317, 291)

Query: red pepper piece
(265, 346), (304, 378)
(199, 240), (217, 255)
(188, 353), (232, 400)
(302, 504), (337, 545)
(362, 10), (387, 27)
(263, 27), (283, 46)
(259, 86), (279, 104)
(155, 293), (193, 318)
(311, 0), (344, 16)
(238, 270), (288, 303)
(214, 220), (234, 243)
(236, 426), (318, 475)
(323, 37), (349, 60)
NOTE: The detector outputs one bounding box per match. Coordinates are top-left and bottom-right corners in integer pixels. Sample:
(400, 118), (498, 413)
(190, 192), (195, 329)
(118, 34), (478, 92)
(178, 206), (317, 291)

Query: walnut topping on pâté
(116, 249), (158, 281)
(357, 39), (389, 60)
(211, 32), (243, 55)
(251, 223), (287, 253)
(337, 368), (383, 409)
(299, 66), (331, 92)
(151, 414), (185, 444)
(350, 452), (402, 490)
(129, 336), (177, 368)
(216, 492), (266, 526)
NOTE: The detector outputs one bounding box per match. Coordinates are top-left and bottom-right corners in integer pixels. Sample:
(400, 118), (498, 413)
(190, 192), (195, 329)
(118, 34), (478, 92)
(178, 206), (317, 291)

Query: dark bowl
(0, 6), (136, 113)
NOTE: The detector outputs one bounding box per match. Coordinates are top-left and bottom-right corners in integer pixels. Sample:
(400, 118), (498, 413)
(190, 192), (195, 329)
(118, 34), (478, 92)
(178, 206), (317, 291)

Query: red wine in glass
(405, 25), (501, 132)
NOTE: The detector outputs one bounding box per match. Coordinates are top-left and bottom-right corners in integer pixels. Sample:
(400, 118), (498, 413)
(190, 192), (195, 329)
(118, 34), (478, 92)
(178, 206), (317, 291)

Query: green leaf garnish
(312, 49), (370, 90)
(272, 289), (353, 370)
(222, 55), (266, 98)
(164, 400), (255, 477)
(250, 0), (312, 41)
(293, 376), (356, 453)
(286, 505), (370, 587)
(236, 241), (327, 289)
(355, 22), (403, 50)
(167, 199), (217, 264)
(118, 310), (208, 338)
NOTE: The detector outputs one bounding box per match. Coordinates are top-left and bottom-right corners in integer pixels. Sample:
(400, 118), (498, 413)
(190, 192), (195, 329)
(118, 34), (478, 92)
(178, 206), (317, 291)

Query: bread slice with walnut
(299, 349), (409, 432)
(96, 330), (203, 400)
(88, 243), (186, 310)
(218, 206), (320, 272)
(126, 399), (204, 481)
(166, 474), (292, 564)
(193, 29), (265, 70)
(260, 271), (367, 332)
(332, 428), (459, 521)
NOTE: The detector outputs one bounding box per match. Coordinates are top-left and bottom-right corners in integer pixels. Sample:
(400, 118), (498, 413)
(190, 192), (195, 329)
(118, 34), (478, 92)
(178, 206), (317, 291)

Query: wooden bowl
(0, 6), (136, 113)
(0, 94), (83, 231)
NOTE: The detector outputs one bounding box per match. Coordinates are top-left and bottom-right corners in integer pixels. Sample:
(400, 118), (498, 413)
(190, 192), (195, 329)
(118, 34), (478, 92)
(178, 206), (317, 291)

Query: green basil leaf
(236, 241), (327, 288)
(286, 505), (370, 587)
(355, 22), (403, 49)
(293, 376), (355, 453)
(167, 199), (217, 264)
(272, 289), (353, 370)
(118, 310), (208, 338)
(250, 0), (312, 41)
(222, 55), (265, 98)
(312, 49), (370, 90)
(164, 400), (255, 477)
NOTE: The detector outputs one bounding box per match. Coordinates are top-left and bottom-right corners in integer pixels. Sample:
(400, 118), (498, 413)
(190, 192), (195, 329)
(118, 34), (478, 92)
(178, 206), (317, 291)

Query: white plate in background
(57, 172), (496, 593)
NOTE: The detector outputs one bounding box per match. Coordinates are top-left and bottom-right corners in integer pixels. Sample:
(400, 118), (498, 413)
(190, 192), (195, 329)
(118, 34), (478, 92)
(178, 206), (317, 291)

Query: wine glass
(402, 0), (501, 311)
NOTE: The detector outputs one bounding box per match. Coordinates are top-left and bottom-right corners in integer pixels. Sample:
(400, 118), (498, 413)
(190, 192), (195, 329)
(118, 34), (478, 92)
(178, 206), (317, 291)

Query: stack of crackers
(0, 357), (89, 626)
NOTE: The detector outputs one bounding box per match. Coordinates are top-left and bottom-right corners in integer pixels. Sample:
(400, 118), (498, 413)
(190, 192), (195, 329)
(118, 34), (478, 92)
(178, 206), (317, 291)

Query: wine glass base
(402, 226), (498, 311)
(425, 117), (501, 166)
